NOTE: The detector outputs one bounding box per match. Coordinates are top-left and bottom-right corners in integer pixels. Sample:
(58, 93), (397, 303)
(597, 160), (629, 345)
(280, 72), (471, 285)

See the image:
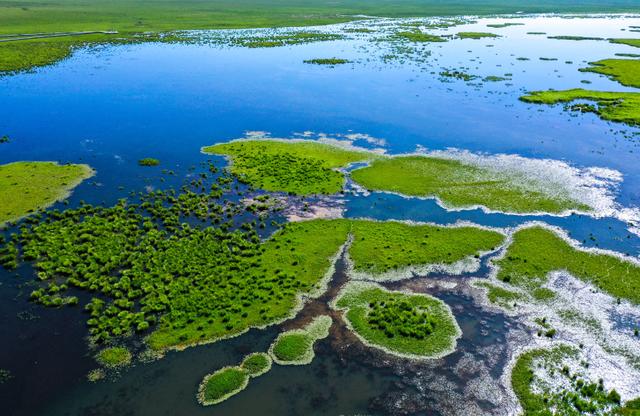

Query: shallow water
(2, 13), (640, 415)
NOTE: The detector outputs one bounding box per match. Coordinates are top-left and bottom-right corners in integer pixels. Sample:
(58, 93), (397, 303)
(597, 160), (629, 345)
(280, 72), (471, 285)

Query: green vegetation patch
(440, 70), (478, 81)
(610, 38), (640, 48)
(484, 75), (510, 82)
(240, 352), (272, 377)
(138, 158), (160, 167)
(0, 161), (93, 227)
(269, 315), (332, 365)
(487, 22), (524, 28)
(333, 282), (461, 359)
(512, 346), (625, 415)
(303, 58), (351, 65)
(197, 366), (249, 406)
(548, 35), (604, 41)
(95, 346), (132, 368)
(203, 139), (374, 195)
(494, 226), (640, 304)
(234, 32), (343, 48)
(580, 59), (640, 88)
(474, 281), (523, 309)
(347, 220), (504, 278)
(2, 172), (352, 350)
(520, 88), (640, 126)
(456, 32), (500, 39)
(395, 31), (447, 43)
(350, 155), (588, 214)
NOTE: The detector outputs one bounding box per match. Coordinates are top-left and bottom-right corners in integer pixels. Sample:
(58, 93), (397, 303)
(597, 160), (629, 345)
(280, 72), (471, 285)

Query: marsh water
(2, 14), (640, 415)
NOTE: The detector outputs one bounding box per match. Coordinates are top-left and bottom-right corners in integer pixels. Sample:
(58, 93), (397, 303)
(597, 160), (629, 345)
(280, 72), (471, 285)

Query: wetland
(2, 10), (640, 416)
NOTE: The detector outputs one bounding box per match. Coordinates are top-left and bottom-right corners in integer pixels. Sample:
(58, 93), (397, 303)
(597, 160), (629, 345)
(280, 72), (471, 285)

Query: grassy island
(203, 139), (374, 195)
(138, 158), (160, 166)
(580, 59), (640, 88)
(95, 346), (132, 368)
(494, 225), (640, 304)
(333, 282), (461, 359)
(487, 22), (524, 28)
(269, 315), (332, 365)
(197, 366), (249, 406)
(610, 38), (640, 49)
(350, 155), (588, 214)
(240, 352), (272, 377)
(512, 346), (626, 415)
(548, 35), (604, 41)
(206, 139), (594, 214)
(347, 220), (504, 278)
(303, 58), (351, 65)
(520, 89), (640, 126)
(456, 32), (500, 39)
(234, 32), (343, 48)
(0, 161), (93, 226)
(395, 31), (447, 43)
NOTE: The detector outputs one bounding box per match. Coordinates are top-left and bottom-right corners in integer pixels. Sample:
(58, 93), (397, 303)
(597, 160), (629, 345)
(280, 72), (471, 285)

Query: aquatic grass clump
(350, 155), (590, 215)
(347, 220), (504, 279)
(197, 366), (249, 406)
(487, 22), (524, 28)
(494, 225), (640, 304)
(0, 161), (93, 227)
(203, 139), (374, 195)
(269, 315), (332, 365)
(138, 158), (160, 166)
(333, 282), (461, 359)
(548, 35), (604, 41)
(303, 58), (350, 65)
(395, 31), (446, 43)
(473, 281), (523, 309)
(579, 59), (640, 88)
(520, 88), (640, 126)
(240, 352), (272, 377)
(439, 70), (478, 81)
(456, 32), (500, 39)
(95, 346), (132, 368)
(234, 32), (343, 48)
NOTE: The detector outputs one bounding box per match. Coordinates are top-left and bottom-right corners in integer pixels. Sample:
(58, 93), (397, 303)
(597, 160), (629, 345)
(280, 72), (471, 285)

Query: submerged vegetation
(494, 226), (640, 304)
(333, 282), (460, 358)
(350, 155), (589, 214)
(0, 161), (93, 227)
(203, 139), (373, 195)
(138, 158), (160, 167)
(269, 315), (332, 365)
(520, 89), (640, 126)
